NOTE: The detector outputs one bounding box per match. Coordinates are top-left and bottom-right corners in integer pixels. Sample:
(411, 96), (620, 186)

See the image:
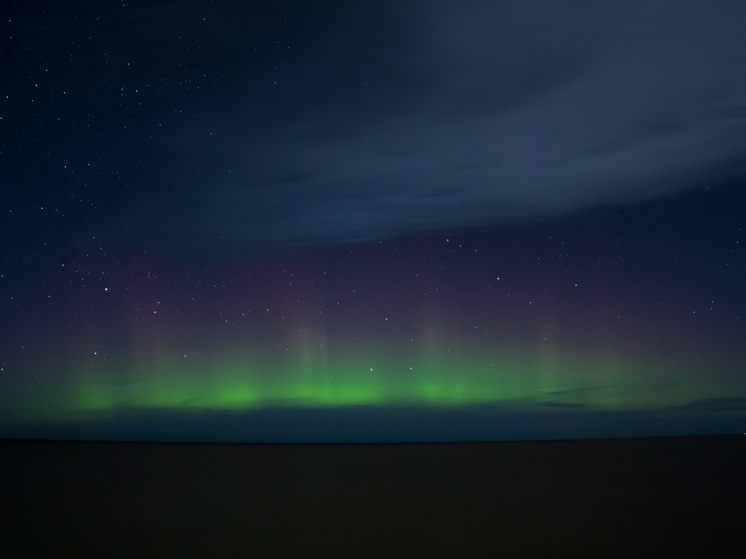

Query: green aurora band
(3, 345), (742, 425)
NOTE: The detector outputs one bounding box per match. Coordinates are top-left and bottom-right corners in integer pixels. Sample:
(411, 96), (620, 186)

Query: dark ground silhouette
(3, 436), (744, 558)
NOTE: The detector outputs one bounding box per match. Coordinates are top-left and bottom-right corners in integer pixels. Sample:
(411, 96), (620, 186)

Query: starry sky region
(1, 1), (745, 442)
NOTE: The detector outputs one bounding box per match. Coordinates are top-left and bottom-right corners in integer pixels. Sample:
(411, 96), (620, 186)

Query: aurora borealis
(2, 1), (746, 441)
(3, 197), (745, 441)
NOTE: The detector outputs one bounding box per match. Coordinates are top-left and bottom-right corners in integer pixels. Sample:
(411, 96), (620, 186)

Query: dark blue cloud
(676, 397), (746, 413)
(136, 0), (746, 245)
(6, 0), (746, 249)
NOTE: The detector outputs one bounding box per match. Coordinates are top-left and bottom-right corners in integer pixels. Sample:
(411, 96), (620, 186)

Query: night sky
(1, 1), (745, 442)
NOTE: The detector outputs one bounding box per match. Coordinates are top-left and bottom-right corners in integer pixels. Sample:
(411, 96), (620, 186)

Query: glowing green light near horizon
(3, 346), (741, 425)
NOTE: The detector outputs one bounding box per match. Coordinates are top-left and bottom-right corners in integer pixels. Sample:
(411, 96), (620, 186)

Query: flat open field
(2, 436), (744, 558)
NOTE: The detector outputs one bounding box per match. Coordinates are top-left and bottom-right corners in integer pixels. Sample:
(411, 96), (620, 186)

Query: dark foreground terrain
(2, 436), (744, 558)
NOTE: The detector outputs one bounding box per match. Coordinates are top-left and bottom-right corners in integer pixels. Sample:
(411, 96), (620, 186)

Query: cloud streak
(121, 1), (746, 245)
